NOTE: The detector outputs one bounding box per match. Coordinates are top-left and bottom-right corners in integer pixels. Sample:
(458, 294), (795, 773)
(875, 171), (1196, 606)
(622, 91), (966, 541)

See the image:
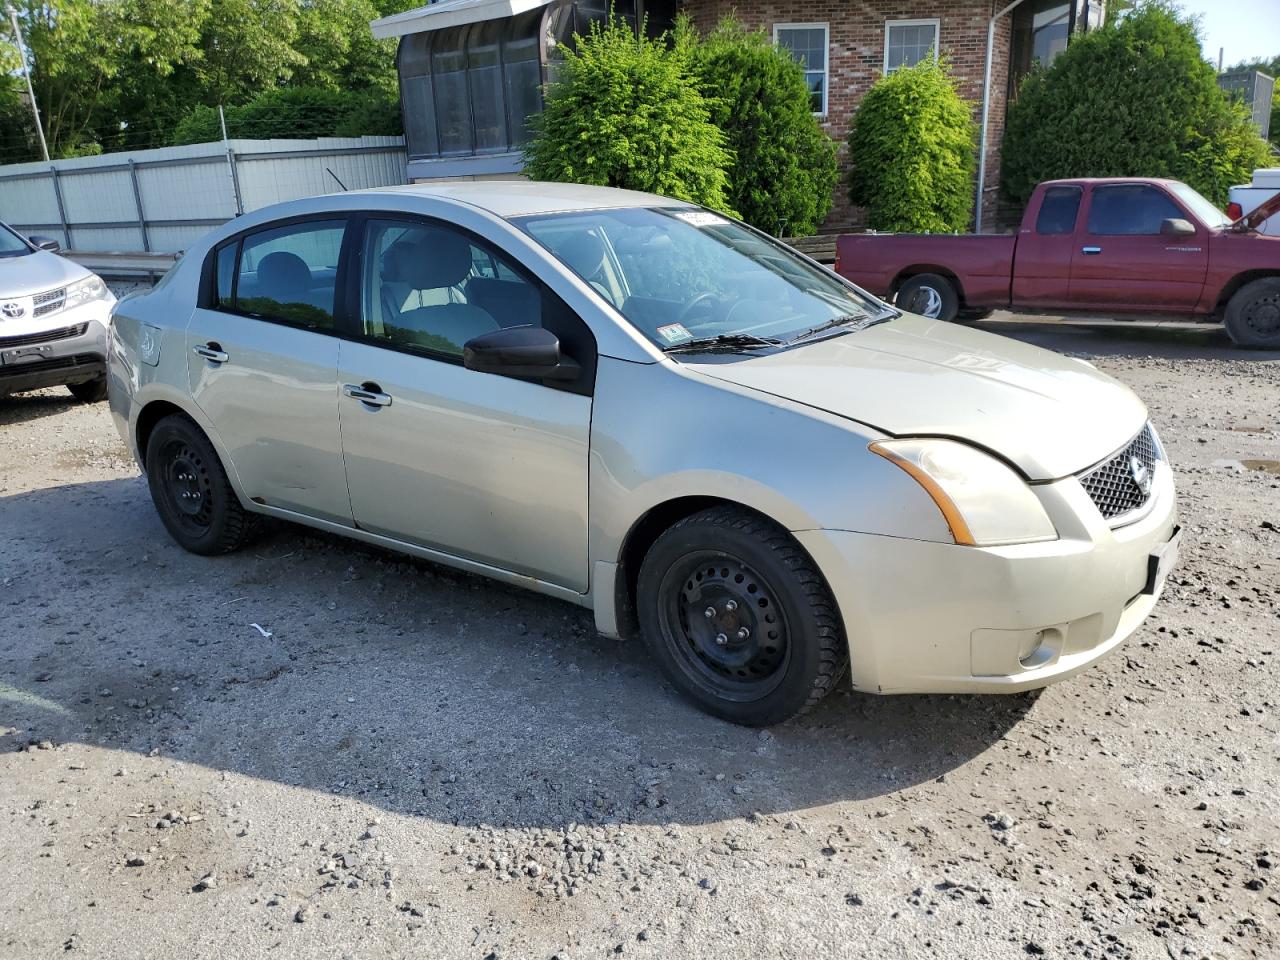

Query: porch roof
(370, 0), (554, 39)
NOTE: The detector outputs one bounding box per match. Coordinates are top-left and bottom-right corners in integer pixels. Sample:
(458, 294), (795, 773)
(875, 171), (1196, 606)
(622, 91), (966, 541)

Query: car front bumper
(0, 301), (111, 395)
(795, 463), (1179, 694)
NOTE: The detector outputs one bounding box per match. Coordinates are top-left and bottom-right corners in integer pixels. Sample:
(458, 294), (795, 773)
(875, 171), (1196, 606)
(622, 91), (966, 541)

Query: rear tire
(956, 307), (993, 322)
(896, 273), (960, 322)
(636, 506), (848, 726)
(67, 376), (107, 403)
(1224, 278), (1280, 348)
(144, 414), (258, 555)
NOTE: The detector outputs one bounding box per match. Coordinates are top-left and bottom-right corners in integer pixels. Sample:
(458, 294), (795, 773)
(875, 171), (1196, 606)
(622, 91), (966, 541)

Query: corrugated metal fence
(0, 136), (408, 255)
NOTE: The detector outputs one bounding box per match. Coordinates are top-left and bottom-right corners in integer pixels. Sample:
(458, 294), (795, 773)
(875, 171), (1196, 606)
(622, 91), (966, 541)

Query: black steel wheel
(1225, 278), (1280, 349)
(637, 506), (847, 726)
(145, 414), (259, 555)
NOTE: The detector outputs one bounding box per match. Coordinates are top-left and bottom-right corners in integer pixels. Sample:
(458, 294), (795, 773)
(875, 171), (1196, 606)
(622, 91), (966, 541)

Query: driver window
(361, 219), (543, 357)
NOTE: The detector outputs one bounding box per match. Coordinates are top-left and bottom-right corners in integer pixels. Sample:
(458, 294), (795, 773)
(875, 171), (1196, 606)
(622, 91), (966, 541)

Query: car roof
(352, 180), (692, 219)
(1040, 177), (1185, 188)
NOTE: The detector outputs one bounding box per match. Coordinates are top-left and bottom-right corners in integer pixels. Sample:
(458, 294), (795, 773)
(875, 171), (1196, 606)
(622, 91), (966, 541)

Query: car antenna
(326, 167), (349, 192)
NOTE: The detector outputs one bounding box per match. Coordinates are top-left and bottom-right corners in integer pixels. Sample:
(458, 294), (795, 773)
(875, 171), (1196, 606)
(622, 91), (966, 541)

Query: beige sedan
(107, 182), (1180, 725)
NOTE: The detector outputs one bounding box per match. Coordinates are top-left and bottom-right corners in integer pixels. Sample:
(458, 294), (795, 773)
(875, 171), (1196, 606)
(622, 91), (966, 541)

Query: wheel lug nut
(737, 627), (750, 640)
(715, 633), (728, 646)
(724, 599), (738, 612)
(704, 607), (716, 619)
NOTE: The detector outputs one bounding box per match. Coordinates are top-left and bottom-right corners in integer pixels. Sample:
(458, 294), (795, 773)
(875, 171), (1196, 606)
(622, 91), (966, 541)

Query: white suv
(0, 221), (115, 401)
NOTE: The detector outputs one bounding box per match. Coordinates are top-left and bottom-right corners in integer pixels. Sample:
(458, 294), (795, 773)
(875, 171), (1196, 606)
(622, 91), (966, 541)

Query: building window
(884, 18), (940, 73)
(774, 23), (828, 115)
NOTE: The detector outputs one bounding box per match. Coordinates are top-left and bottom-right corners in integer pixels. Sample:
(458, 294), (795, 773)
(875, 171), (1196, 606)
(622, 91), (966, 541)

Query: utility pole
(5, 3), (50, 162)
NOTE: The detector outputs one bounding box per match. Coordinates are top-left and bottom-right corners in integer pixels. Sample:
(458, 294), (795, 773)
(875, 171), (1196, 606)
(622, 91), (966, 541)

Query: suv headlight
(870, 438), (1057, 546)
(64, 274), (109, 309)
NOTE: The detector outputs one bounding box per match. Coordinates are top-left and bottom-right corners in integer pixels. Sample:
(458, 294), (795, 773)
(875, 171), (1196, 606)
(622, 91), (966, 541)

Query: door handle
(343, 383), (393, 407)
(1081, 246), (1102, 255)
(192, 343), (229, 363)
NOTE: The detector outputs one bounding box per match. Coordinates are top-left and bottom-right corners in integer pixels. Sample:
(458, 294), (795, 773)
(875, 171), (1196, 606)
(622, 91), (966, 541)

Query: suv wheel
(637, 506), (848, 726)
(67, 376), (107, 403)
(145, 414), (258, 555)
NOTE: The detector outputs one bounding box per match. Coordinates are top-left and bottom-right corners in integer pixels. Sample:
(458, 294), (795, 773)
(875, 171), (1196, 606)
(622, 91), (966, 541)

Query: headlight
(870, 438), (1057, 546)
(64, 274), (109, 308)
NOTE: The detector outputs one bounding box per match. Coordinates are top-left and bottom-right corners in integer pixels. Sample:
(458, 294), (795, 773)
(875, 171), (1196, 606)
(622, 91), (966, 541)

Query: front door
(1069, 183), (1208, 311)
(336, 216), (594, 592)
(186, 218), (352, 525)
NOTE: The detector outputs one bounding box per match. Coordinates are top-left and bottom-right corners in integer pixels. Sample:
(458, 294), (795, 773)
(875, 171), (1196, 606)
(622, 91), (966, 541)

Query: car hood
(681, 315), (1147, 480)
(0, 248), (90, 297)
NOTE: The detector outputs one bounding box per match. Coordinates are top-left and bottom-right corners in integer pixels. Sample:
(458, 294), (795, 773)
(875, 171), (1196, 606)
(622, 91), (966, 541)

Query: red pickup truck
(836, 178), (1280, 348)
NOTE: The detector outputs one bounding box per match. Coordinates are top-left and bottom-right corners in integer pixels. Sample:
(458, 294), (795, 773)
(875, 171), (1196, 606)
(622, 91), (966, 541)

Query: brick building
(372, 0), (1107, 233)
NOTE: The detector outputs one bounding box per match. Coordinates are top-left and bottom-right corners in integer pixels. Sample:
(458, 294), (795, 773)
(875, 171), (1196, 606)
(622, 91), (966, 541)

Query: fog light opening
(1019, 628), (1061, 669)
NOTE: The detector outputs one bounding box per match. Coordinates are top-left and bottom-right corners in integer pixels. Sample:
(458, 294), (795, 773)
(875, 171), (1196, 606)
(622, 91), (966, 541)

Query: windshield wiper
(787, 309), (893, 344)
(663, 332), (783, 354)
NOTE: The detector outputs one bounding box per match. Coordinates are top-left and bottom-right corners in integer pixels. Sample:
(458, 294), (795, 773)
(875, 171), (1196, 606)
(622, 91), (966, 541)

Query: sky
(1177, 0), (1280, 69)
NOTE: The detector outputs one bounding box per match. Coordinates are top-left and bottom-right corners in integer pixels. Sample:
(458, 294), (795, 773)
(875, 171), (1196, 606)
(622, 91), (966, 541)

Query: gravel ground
(1, 319), (1277, 960)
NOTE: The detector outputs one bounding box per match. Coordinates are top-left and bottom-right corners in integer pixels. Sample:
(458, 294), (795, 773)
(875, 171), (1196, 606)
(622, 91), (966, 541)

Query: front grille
(0, 323), (87, 349)
(1078, 424), (1159, 523)
(33, 287), (67, 317)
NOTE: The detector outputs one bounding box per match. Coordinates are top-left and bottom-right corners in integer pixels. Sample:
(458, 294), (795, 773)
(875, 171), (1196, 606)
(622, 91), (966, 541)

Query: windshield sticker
(655, 323), (694, 345)
(672, 210), (729, 228)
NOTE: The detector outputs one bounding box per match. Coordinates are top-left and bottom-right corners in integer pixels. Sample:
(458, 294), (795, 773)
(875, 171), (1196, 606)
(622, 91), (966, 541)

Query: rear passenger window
(232, 221), (345, 329)
(1035, 186), (1082, 235)
(1087, 185), (1184, 236)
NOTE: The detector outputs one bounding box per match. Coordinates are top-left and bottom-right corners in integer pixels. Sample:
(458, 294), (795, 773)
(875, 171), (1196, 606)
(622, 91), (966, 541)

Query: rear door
(1069, 183), (1208, 311)
(186, 217), (353, 525)
(1011, 184), (1082, 307)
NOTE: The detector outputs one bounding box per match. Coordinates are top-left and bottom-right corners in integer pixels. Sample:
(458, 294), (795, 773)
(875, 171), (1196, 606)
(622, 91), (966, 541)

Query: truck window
(1036, 186), (1082, 235)
(1087, 185), (1185, 236)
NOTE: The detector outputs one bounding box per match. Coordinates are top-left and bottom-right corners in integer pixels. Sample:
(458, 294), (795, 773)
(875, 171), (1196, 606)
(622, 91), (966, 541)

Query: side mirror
(29, 235), (61, 253)
(1160, 218), (1195, 238)
(463, 325), (581, 381)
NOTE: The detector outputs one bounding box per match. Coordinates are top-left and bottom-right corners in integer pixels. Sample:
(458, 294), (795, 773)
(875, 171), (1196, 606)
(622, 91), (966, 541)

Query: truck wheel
(957, 308), (993, 322)
(67, 376), (107, 403)
(1224, 278), (1280, 348)
(896, 274), (960, 322)
(636, 506), (848, 726)
(145, 414), (259, 555)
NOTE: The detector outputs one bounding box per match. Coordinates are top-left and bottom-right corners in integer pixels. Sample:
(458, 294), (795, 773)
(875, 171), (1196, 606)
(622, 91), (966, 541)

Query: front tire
(636, 507), (848, 726)
(67, 376), (107, 403)
(1224, 278), (1280, 348)
(896, 273), (960, 322)
(144, 414), (258, 555)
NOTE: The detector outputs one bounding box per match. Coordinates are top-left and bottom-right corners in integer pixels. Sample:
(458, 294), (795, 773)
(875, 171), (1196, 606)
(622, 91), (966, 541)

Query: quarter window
(774, 24), (828, 115)
(227, 221), (345, 329)
(885, 19), (940, 73)
(1035, 186), (1082, 235)
(1087, 185), (1185, 236)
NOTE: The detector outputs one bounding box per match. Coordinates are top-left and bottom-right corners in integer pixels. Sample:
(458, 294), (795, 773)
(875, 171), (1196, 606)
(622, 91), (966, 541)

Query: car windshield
(0, 224), (33, 259)
(517, 207), (889, 350)
(1168, 182), (1231, 229)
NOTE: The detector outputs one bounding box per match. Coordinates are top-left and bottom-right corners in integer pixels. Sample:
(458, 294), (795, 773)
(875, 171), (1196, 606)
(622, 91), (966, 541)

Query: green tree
(171, 85), (400, 144)
(15, 0), (206, 158)
(1003, 3), (1272, 207)
(685, 15), (836, 236)
(196, 0), (305, 105)
(846, 58), (976, 232)
(523, 17), (733, 212)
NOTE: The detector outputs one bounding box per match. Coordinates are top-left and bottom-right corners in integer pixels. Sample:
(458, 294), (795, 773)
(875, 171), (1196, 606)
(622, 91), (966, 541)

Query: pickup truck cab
(837, 178), (1280, 348)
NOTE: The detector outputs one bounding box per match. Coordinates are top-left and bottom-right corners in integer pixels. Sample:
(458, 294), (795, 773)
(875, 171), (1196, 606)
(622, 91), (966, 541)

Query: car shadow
(0, 389), (86, 426)
(976, 314), (1280, 361)
(1, 478), (1034, 829)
